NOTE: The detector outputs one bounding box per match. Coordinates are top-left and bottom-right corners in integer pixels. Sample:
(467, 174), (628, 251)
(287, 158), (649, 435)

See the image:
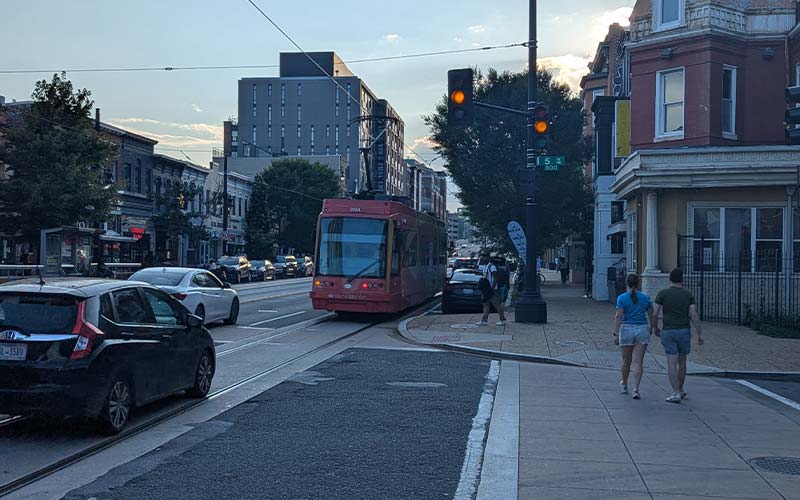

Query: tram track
(0, 317), (375, 498)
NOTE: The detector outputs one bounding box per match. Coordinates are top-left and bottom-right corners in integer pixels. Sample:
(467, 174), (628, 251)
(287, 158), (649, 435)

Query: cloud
(453, 36), (464, 42)
(538, 54), (594, 92)
(382, 34), (401, 43)
(108, 117), (223, 149)
(191, 103), (203, 113)
(468, 25), (486, 33)
(595, 7), (633, 29)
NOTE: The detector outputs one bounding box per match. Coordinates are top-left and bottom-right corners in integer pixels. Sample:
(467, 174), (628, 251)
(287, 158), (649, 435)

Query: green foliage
(152, 182), (207, 242)
(424, 68), (593, 253)
(245, 159), (340, 257)
(0, 73), (118, 243)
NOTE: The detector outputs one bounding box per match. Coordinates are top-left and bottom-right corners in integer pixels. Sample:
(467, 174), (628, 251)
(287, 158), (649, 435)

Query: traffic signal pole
(515, 0), (548, 323)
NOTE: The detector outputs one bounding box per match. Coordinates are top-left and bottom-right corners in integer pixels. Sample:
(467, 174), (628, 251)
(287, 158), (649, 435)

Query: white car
(129, 267), (239, 325)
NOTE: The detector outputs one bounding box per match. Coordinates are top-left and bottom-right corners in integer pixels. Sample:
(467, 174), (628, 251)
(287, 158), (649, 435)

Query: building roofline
(100, 122), (158, 145)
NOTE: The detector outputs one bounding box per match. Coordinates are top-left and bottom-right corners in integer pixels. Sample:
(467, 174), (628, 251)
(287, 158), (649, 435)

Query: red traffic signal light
(448, 68), (473, 126)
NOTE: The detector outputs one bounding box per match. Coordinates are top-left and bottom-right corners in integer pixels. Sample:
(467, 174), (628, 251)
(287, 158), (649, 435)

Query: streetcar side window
(391, 229), (402, 276)
(404, 230), (418, 267)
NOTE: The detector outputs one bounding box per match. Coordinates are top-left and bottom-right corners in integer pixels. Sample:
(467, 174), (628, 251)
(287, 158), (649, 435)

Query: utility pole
(222, 155), (229, 256)
(515, 0), (548, 323)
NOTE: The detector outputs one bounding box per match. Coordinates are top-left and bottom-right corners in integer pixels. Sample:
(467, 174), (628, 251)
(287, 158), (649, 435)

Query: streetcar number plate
(460, 289), (475, 295)
(0, 343), (27, 361)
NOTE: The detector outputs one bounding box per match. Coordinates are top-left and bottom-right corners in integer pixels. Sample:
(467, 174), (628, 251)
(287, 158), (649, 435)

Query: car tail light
(70, 301), (104, 361)
(172, 292), (188, 301)
(444, 284), (457, 292)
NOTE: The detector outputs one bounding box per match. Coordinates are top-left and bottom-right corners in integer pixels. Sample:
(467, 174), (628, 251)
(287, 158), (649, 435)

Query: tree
(245, 159), (340, 257)
(0, 73), (118, 246)
(424, 68), (593, 254)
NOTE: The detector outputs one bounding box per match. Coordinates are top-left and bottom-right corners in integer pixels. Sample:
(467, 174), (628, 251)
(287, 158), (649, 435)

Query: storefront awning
(99, 230), (139, 243)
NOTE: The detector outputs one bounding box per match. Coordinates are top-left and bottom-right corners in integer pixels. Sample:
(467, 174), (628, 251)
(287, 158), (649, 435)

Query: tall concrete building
(225, 52), (405, 196)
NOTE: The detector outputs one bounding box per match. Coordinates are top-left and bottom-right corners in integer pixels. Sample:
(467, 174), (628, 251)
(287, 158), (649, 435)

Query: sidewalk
(477, 360), (800, 500)
(401, 282), (800, 374)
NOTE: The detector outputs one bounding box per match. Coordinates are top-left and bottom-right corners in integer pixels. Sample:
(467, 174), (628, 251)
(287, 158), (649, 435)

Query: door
(191, 271), (222, 321)
(203, 271), (231, 321)
(109, 287), (165, 403)
(140, 287), (196, 392)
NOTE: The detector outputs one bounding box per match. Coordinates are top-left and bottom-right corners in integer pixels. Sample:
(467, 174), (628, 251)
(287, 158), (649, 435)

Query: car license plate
(460, 289), (475, 295)
(0, 342), (27, 361)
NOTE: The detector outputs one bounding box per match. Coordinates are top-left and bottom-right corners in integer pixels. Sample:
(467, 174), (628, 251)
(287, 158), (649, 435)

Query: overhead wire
(0, 43), (526, 75)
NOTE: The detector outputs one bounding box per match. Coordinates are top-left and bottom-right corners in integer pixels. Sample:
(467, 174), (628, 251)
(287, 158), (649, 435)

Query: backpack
(477, 276), (494, 300)
(495, 267), (509, 287)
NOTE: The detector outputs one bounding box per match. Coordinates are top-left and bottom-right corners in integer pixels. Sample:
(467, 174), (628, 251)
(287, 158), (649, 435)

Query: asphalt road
(743, 379), (800, 407)
(61, 349), (493, 500)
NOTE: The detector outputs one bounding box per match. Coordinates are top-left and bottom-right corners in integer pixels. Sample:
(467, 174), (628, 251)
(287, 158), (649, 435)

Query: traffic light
(532, 104), (550, 150)
(448, 68), (473, 126)
(177, 193), (187, 210)
(786, 86), (800, 145)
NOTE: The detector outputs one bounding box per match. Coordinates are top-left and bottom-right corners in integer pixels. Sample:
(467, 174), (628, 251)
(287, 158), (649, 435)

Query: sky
(1, 0), (635, 210)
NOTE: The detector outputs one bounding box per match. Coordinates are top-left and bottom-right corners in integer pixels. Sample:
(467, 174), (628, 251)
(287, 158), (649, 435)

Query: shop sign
(130, 227), (145, 240)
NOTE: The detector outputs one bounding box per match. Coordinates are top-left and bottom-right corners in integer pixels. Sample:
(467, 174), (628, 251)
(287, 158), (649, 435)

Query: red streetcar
(310, 198), (447, 314)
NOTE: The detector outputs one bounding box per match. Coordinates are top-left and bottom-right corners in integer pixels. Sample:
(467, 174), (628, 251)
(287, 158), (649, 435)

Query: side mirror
(187, 314), (203, 328)
(222, 282), (231, 289)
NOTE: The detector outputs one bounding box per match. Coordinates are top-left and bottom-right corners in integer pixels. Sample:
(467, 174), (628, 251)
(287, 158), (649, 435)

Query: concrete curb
(397, 314), (800, 381)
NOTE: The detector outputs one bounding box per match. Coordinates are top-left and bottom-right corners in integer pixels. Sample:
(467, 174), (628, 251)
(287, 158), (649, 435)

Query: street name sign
(536, 155), (566, 171)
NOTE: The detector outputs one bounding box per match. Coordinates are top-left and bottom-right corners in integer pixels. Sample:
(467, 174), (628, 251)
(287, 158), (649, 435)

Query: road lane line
(258, 309), (279, 313)
(241, 290), (309, 304)
(235, 326), (276, 331)
(735, 380), (800, 412)
(249, 311), (306, 327)
(454, 360), (500, 500)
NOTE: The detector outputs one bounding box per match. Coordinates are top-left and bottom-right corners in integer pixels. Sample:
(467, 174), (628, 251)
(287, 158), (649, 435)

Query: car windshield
(451, 271), (482, 283)
(317, 217), (387, 278)
(0, 293), (79, 333)
(130, 270), (187, 286)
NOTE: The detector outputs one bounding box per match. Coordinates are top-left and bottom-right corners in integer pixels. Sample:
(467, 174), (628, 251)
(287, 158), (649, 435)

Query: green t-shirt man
(654, 286), (695, 330)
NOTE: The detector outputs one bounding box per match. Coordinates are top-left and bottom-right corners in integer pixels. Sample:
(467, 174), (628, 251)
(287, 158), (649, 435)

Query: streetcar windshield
(317, 218), (387, 278)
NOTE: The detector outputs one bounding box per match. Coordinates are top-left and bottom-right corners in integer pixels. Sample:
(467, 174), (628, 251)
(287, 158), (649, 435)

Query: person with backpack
(613, 273), (656, 399)
(476, 254), (507, 327)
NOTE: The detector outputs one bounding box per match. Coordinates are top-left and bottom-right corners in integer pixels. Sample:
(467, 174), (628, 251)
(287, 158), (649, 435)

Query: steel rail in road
(0, 298), (441, 497)
(0, 321), (371, 497)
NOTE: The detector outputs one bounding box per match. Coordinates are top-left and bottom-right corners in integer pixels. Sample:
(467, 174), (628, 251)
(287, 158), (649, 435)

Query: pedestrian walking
(536, 256), (542, 270)
(476, 254), (507, 327)
(304, 256), (315, 276)
(652, 268), (705, 403)
(558, 257), (570, 284)
(613, 274), (656, 399)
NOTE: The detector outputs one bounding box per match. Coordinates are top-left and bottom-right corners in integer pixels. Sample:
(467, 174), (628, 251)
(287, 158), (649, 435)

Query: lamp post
(514, 0), (548, 323)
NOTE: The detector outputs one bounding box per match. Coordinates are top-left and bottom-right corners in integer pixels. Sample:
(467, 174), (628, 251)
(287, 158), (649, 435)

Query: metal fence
(678, 236), (800, 326)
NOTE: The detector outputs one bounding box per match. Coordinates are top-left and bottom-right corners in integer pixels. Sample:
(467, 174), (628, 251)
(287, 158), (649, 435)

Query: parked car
(441, 269), (485, 314)
(217, 256), (251, 284)
(129, 267), (239, 325)
(0, 278), (216, 433)
(453, 258), (478, 270)
(250, 260), (275, 281)
(273, 255), (299, 278)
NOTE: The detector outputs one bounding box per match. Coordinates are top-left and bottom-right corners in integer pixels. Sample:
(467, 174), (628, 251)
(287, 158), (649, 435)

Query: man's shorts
(661, 329), (692, 355)
(619, 324), (650, 346)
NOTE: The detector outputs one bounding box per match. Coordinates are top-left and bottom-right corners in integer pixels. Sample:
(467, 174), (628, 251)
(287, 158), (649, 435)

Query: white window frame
(722, 65), (737, 139)
(655, 67), (685, 140)
(687, 202), (787, 273)
(653, 0), (684, 32)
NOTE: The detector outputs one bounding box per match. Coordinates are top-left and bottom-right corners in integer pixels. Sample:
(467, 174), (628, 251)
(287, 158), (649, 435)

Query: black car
(273, 255), (298, 278)
(441, 269), (485, 314)
(0, 278), (216, 434)
(217, 256), (252, 284)
(250, 259), (275, 281)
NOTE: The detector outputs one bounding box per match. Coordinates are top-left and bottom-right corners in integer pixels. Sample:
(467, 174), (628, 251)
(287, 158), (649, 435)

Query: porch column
(644, 191), (659, 273)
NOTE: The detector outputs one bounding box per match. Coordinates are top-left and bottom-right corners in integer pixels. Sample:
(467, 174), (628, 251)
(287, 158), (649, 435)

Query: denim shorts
(619, 324), (650, 346)
(661, 329), (691, 355)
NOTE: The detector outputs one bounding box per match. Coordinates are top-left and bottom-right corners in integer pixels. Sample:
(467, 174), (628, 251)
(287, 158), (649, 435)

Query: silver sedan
(129, 267), (239, 325)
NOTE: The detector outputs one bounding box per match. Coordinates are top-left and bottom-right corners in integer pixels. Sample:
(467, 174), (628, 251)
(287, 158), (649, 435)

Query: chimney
(95, 108), (100, 131)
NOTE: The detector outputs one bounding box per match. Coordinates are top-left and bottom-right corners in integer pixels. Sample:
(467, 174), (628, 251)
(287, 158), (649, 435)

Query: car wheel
(194, 304), (205, 323)
(224, 298), (239, 325)
(99, 376), (132, 434)
(186, 350), (214, 398)
(441, 302), (452, 314)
